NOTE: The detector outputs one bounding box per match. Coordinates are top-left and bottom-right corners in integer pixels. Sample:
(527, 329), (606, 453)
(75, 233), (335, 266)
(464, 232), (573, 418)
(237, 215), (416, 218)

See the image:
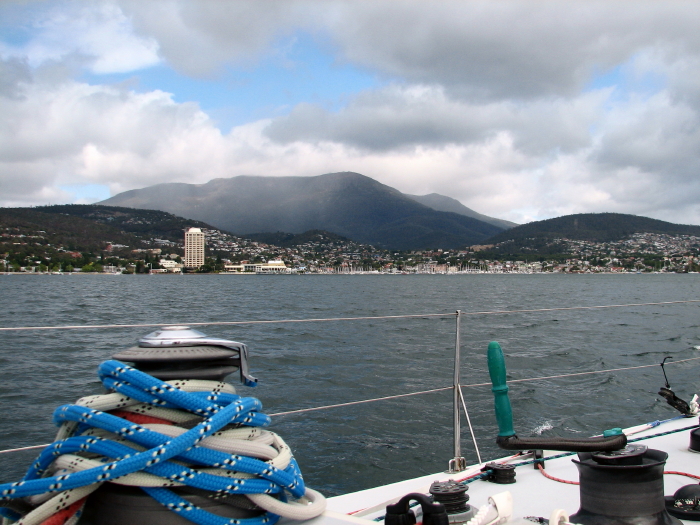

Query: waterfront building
(158, 259), (183, 273)
(184, 228), (205, 269)
(223, 259), (291, 274)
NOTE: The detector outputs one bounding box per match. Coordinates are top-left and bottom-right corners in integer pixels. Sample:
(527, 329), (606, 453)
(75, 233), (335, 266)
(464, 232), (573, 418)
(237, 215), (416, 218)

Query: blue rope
(0, 360), (308, 525)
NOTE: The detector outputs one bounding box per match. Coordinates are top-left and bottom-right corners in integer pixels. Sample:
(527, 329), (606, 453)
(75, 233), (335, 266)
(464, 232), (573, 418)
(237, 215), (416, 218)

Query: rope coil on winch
(0, 360), (326, 525)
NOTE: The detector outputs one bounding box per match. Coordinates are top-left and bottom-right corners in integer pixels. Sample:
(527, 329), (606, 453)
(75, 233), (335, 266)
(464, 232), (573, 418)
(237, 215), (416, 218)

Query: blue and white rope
(0, 360), (326, 525)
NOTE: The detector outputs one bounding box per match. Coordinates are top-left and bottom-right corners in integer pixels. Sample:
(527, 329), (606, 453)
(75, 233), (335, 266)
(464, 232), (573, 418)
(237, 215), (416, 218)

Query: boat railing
(1, 299), (700, 470)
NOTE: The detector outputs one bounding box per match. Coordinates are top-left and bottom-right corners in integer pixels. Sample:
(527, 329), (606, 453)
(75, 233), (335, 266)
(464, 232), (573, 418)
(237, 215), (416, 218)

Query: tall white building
(184, 228), (205, 269)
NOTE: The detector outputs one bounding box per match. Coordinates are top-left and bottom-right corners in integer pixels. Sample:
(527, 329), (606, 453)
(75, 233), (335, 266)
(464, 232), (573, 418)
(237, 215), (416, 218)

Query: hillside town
(3, 224), (699, 274)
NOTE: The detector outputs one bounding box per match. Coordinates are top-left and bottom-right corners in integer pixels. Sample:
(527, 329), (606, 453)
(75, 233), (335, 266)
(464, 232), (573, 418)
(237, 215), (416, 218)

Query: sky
(2, 1), (700, 225)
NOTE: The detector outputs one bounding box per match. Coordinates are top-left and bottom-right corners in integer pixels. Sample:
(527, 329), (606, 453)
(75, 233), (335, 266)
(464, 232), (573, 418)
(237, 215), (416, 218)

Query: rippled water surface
(1, 273), (700, 496)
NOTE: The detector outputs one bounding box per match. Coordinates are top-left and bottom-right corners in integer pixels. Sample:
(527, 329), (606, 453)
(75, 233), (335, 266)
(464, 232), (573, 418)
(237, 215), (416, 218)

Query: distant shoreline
(1, 271), (689, 276)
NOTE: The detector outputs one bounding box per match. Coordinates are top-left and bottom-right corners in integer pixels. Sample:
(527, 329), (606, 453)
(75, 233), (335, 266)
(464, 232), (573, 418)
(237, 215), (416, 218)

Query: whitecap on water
(532, 421), (554, 435)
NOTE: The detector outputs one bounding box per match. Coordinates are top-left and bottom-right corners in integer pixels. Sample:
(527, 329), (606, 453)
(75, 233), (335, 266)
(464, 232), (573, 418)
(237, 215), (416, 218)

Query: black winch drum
(569, 445), (681, 525)
(79, 484), (263, 525)
(688, 427), (700, 453)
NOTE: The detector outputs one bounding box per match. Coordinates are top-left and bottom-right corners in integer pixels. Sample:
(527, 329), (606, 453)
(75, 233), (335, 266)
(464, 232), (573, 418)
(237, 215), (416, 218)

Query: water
(1, 273), (700, 497)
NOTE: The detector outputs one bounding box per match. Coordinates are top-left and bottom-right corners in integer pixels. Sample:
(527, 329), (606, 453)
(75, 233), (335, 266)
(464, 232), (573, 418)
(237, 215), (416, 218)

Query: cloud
(118, 0), (310, 77)
(263, 83), (604, 155)
(1, 1), (160, 74)
(3, 1), (700, 227)
(0, 58), (32, 99)
(0, 66), (230, 205)
(114, 1), (700, 98)
(323, 1), (700, 100)
(3, 57), (700, 226)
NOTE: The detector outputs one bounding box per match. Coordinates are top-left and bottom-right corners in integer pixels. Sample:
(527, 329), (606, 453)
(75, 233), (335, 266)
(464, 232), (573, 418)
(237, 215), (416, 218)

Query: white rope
(0, 299), (697, 332)
(17, 484), (100, 525)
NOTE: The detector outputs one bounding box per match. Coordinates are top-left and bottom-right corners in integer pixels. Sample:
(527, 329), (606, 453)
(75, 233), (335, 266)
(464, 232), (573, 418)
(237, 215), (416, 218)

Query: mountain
(246, 230), (352, 248)
(100, 172), (506, 250)
(0, 205), (218, 253)
(37, 204), (215, 243)
(404, 193), (517, 229)
(0, 207), (138, 253)
(479, 212), (700, 258)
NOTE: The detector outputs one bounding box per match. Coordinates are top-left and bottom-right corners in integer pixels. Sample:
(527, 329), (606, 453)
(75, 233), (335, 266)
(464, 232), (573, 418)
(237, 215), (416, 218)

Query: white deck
(290, 415), (699, 525)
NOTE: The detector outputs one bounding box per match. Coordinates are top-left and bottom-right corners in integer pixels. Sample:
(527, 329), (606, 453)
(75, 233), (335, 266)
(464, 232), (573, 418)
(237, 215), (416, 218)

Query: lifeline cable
(1, 299), (698, 332)
(5, 357), (700, 456)
(0, 360), (326, 525)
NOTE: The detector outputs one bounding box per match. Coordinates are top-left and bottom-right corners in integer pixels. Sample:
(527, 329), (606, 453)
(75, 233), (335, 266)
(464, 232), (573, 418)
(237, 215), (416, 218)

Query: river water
(1, 273), (699, 497)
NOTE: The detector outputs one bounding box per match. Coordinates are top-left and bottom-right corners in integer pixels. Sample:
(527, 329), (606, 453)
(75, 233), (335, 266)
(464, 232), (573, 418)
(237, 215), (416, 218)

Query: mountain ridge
(100, 172), (507, 250)
(404, 193), (517, 229)
(486, 212), (700, 244)
(480, 212), (700, 258)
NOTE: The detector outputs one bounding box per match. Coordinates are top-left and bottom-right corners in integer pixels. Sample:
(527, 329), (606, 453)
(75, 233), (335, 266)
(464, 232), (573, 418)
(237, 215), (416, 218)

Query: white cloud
(0, 74), (228, 204)
(3, 1), (700, 227)
(1, 1), (160, 74)
(117, 0), (306, 76)
(3, 68), (700, 225)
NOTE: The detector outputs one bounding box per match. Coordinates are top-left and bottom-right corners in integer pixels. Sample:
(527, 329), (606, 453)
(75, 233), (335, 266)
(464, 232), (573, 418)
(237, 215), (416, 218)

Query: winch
(570, 445), (680, 525)
(0, 327), (325, 525)
(112, 325), (257, 383)
(486, 341), (682, 525)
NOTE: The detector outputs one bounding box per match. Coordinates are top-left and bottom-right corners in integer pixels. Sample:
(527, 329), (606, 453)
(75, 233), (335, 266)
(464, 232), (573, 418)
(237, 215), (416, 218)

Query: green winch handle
(487, 341), (516, 437)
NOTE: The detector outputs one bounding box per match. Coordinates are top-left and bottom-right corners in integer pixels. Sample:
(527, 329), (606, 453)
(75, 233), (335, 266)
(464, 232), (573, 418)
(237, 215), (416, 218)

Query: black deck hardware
(531, 449), (545, 470)
(689, 427), (700, 452)
(481, 463), (516, 484)
(429, 481), (470, 514)
(658, 357), (693, 415)
(665, 484), (700, 520)
(570, 446), (682, 525)
(385, 493), (448, 525)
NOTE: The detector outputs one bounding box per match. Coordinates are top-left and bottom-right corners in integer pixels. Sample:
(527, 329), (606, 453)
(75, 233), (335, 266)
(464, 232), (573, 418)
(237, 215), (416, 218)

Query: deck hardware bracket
(658, 357), (694, 415)
(448, 456), (467, 473)
(531, 450), (545, 469)
(386, 493), (448, 525)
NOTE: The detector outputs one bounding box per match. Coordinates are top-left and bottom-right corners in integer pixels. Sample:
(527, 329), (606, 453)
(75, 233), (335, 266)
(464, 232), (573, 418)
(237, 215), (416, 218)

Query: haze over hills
(481, 212), (700, 258)
(100, 172), (507, 250)
(487, 213), (700, 244)
(404, 193), (517, 229)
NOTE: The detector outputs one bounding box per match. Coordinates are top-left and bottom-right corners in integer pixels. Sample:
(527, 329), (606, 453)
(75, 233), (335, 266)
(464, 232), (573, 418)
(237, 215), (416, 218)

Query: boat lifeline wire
(3, 357), (700, 456)
(0, 299), (698, 332)
(0, 361), (326, 525)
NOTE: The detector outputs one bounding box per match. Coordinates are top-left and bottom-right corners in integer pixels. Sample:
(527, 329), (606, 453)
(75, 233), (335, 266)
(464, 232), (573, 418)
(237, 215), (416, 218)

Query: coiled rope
(0, 360), (326, 525)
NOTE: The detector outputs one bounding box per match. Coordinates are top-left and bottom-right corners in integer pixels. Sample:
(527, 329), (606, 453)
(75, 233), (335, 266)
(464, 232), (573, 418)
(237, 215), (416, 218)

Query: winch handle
(487, 341), (627, 452)
(487, 341), (516, 438)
